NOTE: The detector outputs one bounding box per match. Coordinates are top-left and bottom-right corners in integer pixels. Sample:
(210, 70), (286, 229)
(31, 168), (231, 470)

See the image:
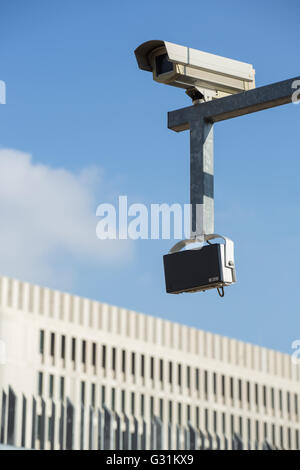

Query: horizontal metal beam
(168, 76), (300, 132)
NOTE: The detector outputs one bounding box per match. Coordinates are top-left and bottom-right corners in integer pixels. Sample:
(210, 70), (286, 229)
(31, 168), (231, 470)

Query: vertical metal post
(184, 426), (189, 450)
(49, 401), (56, 450)
(39, 398), (46, 450)
(168, 423), (172, 450)
(190, 119), (214, 236)
(150, 418), (155, 450)
(66, 399), (74, 450)
(215, 433), (221, 450)
(233, 432), (243, 450)
(103, 406), (113, 450)
(7, 387), (16, 446)
(80, 403), (84, 450)
(21, 395), (27, 448)
(123, 414), (131, 450)
(168, 109), (214, 238)
(188, 423), (196, 450)
(199, 429), (205, 450)
(31, 397), (37, 449)
(176, 424), (181, 450)
(115, 412), (122, 450)
(88, 406), (94, 450)
(141, 420), (147, 450)
(132, 417), (139, 450)
(207, 431), (213, 450)
(0, 391), (7, 444)
(59, 401), (65, 450)
(154, 417), (163, 450)
(97, 408), (103, 450)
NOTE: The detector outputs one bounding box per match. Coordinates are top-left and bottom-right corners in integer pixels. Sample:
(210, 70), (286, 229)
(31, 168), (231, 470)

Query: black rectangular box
(163, 243), (223, 294)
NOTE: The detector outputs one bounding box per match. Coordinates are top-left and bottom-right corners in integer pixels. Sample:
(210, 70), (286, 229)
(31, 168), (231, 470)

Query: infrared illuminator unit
(163, 235), (236, 295)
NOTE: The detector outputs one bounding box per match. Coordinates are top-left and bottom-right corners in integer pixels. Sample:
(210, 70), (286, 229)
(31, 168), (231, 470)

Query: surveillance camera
(163, 235), (236, 295)
(135, 40), (256, 101)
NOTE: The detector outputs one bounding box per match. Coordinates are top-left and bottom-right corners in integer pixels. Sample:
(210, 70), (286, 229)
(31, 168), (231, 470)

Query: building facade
(0, 275), (299, 450)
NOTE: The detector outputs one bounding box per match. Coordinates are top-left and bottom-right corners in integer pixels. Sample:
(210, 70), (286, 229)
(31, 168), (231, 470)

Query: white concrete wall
(0, 275), (299, 449)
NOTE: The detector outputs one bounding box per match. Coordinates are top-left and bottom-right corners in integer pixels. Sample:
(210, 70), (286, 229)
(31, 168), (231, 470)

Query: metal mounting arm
(168, 76), (300, 237)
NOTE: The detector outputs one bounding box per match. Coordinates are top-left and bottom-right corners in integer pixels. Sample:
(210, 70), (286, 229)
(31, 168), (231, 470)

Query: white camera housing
(135, 40), (256, 101)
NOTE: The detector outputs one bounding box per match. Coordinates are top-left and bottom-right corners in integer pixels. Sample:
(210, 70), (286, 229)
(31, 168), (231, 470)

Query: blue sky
(0, 0), (299, 353)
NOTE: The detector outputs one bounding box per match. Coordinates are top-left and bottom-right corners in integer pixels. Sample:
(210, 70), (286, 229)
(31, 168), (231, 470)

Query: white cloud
(0, 148), (133, 288)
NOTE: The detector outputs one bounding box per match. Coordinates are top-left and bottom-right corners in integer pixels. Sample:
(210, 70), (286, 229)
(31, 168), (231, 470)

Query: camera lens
(155, 53), (173, 76)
